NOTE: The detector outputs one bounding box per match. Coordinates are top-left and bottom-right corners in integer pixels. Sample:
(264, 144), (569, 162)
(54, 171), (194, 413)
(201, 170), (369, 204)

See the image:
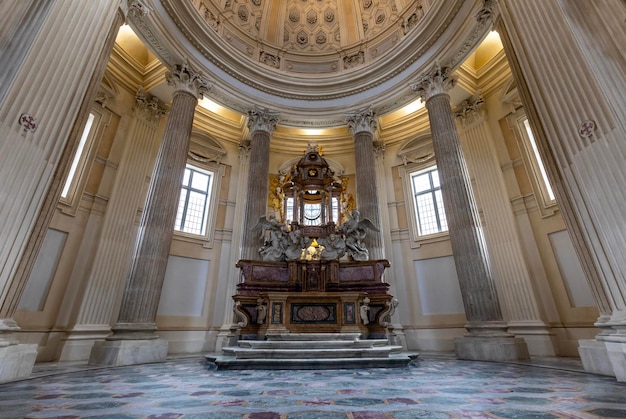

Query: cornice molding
(129, 0), (487, 123)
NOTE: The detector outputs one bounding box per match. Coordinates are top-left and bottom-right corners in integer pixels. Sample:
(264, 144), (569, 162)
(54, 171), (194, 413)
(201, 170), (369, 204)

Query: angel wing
(358, 217), (380, 233)
(251, 216), (271, 232)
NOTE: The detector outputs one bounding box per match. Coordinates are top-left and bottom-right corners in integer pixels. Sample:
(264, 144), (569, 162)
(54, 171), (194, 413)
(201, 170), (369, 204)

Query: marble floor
(1, 354), (625, 418)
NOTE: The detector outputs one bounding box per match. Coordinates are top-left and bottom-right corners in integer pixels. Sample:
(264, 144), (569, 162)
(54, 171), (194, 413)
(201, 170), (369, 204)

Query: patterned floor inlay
(1, 357), (625, 418)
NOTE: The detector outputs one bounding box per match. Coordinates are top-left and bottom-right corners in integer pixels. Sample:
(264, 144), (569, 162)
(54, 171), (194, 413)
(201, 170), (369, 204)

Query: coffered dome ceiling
(129, 0), (497, 143)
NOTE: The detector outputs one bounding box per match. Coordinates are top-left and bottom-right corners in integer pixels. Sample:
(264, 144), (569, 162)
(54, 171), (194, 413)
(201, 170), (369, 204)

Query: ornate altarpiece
(233, 146), (394, 339)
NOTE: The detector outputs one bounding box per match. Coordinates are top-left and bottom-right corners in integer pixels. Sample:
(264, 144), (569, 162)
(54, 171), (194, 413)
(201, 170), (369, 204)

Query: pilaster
(60, 89), (165, 361)
(0, 1), (54, 104)
(216, 143), (252, 350)
(456, 93), (556, 356)
(497, 0), (626, 379)
(0, 0), (122, 382)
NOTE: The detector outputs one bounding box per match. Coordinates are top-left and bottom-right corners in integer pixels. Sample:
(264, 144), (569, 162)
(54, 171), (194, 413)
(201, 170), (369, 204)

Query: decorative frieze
(259, 51), (280, 69)
(445, 0), (499, 70)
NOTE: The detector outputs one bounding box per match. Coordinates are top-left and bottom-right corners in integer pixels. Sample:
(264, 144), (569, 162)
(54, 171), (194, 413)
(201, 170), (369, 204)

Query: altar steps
(208, 333), (418, 370)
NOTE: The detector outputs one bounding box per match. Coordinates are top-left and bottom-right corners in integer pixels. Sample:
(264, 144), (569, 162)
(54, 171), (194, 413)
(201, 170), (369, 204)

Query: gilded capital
(166, 60), (210, 99)
(411, 63), (456, 102)
(247, 108), (279, 135)
(345, 108), (378, 136)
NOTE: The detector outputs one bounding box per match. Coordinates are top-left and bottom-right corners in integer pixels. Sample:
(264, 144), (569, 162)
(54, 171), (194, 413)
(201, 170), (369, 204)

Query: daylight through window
(411, 167), (448, 236)
(175, 164), (213, 236)
(523, 118), (555, 201)
(61, 113), (95, 200)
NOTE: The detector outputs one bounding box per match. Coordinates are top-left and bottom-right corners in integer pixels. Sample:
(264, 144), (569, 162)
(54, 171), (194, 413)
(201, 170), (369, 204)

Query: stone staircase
(208, 333), (418, 370)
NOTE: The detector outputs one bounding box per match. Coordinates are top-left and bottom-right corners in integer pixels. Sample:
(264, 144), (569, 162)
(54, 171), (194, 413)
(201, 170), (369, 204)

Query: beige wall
(12, 21), (600, 362)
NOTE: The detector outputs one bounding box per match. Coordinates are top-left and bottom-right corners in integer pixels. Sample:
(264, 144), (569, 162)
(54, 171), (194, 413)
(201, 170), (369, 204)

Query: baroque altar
(232, 146), (397, 340)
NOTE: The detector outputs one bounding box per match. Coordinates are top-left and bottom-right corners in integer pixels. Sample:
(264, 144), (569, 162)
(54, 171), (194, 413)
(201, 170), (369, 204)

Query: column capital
(133, 87), (167, 123)
(127, 0), (152, 20)
(411, 63), (456, 102)
(475, 0), (498, 27)
(247, 108), (279, 135)
(454, 92), (486, 129)
(345, 108), (378, 136)
(166, 60), (210, 99)
(374, 140), (386, 160)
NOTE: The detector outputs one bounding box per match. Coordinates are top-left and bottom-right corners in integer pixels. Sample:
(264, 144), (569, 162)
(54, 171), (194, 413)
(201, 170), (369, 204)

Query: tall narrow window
(175, 164), (214, 236)
(507, 109), (557, 217)
(522, 118), (555, 201)
(411, 166), (448, 236)
(62, 113), (95, 199)
(60, 107), (109, 215)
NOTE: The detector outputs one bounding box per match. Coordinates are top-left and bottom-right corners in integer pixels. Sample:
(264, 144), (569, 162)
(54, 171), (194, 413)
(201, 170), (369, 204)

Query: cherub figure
(318, 233), (346, 260)
(360, 296), (371, 325)
(256, 298), (267, 325)
(338, 209), (379, 261)
(285, 229), (305, 261)
(253, 214), (287, 262)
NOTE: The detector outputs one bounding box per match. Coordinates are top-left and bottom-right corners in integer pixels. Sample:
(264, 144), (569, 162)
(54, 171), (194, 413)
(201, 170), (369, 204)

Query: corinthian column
(90, 61), (209, 366)
(345, 109), (384, 260)
(241, 108), (279, 260)
(412, 64), (528, 361)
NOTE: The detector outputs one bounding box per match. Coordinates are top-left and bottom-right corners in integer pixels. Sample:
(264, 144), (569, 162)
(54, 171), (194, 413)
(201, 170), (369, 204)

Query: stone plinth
(0, 343), (38, 383)
(578, 339), (615, 377)
(89, 339), (168, 366)
(454, 336), (529, 362)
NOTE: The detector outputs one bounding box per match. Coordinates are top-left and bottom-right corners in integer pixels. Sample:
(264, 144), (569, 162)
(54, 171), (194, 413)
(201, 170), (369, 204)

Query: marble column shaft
(346, 111), (384, 259)
(112, 63), (208, 337)
(241, 110), (278, 260)
(413, 67), (505, 333)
